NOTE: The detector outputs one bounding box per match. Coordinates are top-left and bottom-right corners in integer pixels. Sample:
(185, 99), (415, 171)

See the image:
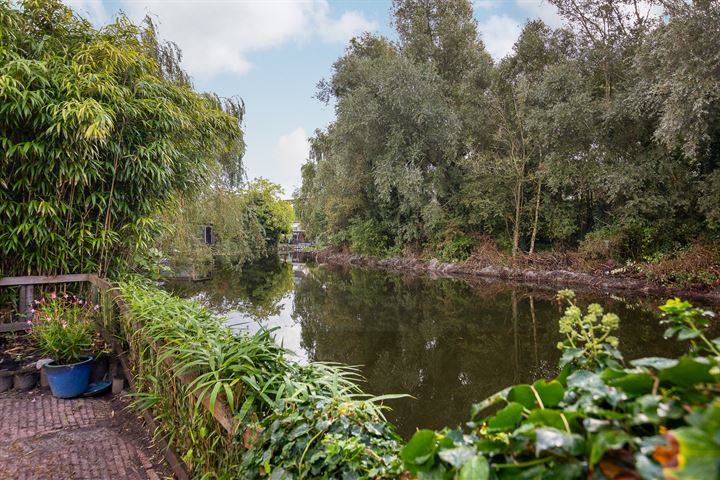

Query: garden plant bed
(0, 331), (112, 394)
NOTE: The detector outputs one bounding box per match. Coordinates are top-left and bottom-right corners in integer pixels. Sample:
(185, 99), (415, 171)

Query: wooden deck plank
(0, 274), (91, 287)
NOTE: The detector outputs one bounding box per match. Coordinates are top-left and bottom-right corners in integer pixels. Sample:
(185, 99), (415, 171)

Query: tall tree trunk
(512, 175), (523, 257)
(529, 176), (542, 254)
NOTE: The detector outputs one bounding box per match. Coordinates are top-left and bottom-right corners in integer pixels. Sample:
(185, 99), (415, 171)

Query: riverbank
(316, 249), (720, 303)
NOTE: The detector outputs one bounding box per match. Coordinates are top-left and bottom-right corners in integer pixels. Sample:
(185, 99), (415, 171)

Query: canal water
(166, 254), (688, 438)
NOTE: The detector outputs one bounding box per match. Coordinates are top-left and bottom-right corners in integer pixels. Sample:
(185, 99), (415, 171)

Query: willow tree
(0, 0), (244, 276)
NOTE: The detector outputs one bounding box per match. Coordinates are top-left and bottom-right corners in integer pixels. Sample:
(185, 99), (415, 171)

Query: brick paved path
(0, 390), (172, 480)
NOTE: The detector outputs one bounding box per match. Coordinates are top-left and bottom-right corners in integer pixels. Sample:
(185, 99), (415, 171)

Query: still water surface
(167, 254), (686, 438)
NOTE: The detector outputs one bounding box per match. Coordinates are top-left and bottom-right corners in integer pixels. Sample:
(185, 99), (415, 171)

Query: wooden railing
(0, 274), (93, 332)
(0, 273), (238, 479)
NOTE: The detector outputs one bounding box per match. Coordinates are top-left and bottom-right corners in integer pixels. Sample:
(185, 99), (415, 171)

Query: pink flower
(63, 293), (69, 299)
(50, 293), (56, 299)
(30, 308), (35, 314)
(78, 299), (83, 305)
(93, 304), (100, 311)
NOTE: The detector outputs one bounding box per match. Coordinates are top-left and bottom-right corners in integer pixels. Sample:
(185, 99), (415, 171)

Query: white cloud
(271, 127), (310, 196)
(64, 0), (108, 24)
(478, 15), (522, 59)
(318, 10), (378, 43)
(516, 0), (564, 28)
(474, 0), (501, 10)
(66, 1), (377, 78)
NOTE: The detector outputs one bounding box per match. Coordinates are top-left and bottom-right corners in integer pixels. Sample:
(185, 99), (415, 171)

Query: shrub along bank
(117, 281), (719, 479)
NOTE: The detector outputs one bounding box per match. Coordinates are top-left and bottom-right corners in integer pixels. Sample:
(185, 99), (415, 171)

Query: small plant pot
(0, 371), (13, 393)
(13, 367), (38, 391)
(44, 356), (93, 398)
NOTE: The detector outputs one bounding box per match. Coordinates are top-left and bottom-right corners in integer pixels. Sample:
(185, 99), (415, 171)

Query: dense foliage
(117, 280), (403, 478)
(0, 0), (245, 277)
(296, 0), (720, 264)
(156, 178), (293, 276)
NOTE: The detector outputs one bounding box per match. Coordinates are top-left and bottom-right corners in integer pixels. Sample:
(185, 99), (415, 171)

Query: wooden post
(17, 285), (33, 319)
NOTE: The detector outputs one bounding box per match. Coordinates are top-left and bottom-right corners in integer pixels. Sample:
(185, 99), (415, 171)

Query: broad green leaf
(535, 427), (585, 456)
(533, 379), (565, 407)
(401, 429), (438, 468)
(607, 372), (654, 396)
(438, 446), (477, 469)
(559, 347), (584, 367)
(525, 409), (571, 431)
(459, 455), (489, 480)
(659, 357), (715, 388)
(507, 385), (536, 409)
(631, 357), (679, 370)
(488, 402), (525, 432)
(665, 427), (720, 480)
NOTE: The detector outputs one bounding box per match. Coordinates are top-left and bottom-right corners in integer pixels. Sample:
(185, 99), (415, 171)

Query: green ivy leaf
(631, 357), (679, 370)
(459, 455), (489, 480)
(507, 385), (536, 409)
(659, 357), (714, 388)
(438, 446), (477, 469)
(533, 379), (565, 407)
(401, 430), (437, 470)
(665, 427), (720, 479)
(535, 428), (585, 456)
(525, 409), (571, 431)
(607, 372), (654, 396)
(487, 402), (525, 432)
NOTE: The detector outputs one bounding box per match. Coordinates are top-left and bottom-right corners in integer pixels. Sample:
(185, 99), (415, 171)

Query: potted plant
(29, 293), (96, 398)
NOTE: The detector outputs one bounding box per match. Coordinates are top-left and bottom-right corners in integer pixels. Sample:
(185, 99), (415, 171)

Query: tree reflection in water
(168, 261), (687, 438)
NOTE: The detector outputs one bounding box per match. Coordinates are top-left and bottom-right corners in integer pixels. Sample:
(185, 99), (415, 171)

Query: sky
(66, 0), (563, 197)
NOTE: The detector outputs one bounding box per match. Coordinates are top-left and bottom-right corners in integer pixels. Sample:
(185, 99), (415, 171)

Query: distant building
(290, 222), (306, 245)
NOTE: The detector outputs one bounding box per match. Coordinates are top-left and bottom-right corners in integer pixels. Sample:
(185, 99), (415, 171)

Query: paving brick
(0, 390), (172, 480)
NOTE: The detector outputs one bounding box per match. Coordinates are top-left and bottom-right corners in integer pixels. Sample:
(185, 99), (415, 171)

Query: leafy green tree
(298, 0), (720, 262)
(158, 179), (293, 274)
(0, 0), (244, 276)
(243, 178), (293, 246)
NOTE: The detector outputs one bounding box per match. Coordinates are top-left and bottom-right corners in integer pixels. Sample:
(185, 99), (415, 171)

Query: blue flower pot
(44, 356), (93, 398)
